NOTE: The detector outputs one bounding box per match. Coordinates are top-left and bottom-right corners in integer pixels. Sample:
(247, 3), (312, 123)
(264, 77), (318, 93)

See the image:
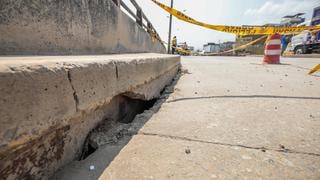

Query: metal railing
(112, 0), (163, 45)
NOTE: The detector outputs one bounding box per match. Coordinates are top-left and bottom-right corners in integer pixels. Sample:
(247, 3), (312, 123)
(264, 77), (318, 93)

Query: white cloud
(244, 0), (319, 24)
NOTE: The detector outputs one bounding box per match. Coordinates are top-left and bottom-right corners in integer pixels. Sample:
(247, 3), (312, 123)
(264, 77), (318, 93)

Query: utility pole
(167, 0), (174, 54)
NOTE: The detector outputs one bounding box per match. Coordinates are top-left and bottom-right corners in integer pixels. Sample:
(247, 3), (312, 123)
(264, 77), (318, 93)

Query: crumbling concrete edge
(0, 54), (180, 179)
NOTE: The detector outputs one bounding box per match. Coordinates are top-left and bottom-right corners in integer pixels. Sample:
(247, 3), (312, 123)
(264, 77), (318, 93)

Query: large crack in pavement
(138, 132), (320, 157)
(166, 95), (320, 103)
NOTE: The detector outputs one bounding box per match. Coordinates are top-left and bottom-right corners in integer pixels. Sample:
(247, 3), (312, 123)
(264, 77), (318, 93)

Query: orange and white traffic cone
(263, 34), (281, 64)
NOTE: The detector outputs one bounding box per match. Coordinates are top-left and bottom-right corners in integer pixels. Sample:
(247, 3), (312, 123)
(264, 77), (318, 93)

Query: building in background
(202, 41), (235, 55)
(280, 13), (305, 26)
(203, 43), (221, 54)
(188, 46), (195, 52)
(311, 6), (320, 41)
(311, 6), (320, 25)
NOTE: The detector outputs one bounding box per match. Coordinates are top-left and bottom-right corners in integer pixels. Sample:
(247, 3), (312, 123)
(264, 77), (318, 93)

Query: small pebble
(194, 92), (198, 94)
(268, 159), (274, 164)
(275, 107), (278, 110)
(285, 74), (288, 77)
(185, 148), (191, 154)
(89, 165), (95, 171)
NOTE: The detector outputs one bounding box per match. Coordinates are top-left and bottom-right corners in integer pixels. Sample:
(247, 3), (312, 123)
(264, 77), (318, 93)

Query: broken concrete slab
(0, 53), (180, 179)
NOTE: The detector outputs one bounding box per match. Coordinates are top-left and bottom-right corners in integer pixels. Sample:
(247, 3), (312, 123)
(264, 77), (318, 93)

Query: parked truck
(290, 6), (320, 54)
(291, 30), (320, 54)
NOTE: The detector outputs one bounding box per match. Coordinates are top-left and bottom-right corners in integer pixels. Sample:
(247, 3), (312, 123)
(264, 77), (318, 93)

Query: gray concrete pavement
(140, 56), (320, 154)
(102, 56), (320, 179)
(58, 56), (320, 179)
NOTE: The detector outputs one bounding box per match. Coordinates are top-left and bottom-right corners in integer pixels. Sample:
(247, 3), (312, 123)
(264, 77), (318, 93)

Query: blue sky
(123, 0), (319, 49)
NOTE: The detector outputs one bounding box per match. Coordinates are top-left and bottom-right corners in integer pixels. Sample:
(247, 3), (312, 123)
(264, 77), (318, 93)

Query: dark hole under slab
(79, 95), (157, 160)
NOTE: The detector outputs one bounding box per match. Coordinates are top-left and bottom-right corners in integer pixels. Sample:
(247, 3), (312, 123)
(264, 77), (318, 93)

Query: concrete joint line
(138, 132), (320, 157)
(67, 70), (79, 112)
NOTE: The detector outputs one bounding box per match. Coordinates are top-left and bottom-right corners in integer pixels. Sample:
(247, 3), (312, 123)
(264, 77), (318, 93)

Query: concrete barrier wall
(0, 0), (166, 55)
(0, 53), (180, 179)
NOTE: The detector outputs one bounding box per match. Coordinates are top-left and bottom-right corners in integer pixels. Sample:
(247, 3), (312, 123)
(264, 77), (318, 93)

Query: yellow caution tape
(308, 64), (320, 75)
(206, 35), (267, 55)
(311, 28), (320, 33)
(152, 0), (320, 35)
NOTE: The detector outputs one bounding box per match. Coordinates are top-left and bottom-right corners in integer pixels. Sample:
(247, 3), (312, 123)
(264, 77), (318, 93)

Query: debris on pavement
(185, 148), (191, 154)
